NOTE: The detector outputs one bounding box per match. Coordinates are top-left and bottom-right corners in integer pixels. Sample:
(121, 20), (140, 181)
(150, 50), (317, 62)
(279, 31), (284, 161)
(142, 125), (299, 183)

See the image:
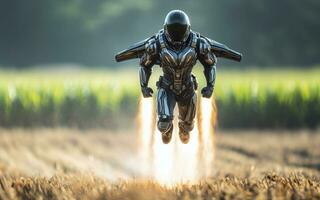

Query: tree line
(0, 0), (319, 67)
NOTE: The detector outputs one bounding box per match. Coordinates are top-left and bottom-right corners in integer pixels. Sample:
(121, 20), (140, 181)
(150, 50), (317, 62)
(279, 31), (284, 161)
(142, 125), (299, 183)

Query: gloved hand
(141, 86), (153, 98)
(201, 85), (214, 98)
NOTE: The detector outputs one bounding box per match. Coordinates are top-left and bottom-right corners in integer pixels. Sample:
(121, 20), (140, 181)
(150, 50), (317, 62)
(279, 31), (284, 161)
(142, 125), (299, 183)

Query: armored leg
(157, 88), (176, 144)
(177, 92), (197, 144)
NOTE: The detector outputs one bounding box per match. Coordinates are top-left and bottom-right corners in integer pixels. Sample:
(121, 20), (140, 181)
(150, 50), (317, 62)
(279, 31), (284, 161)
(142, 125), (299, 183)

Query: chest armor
(158, 32), (198, 94)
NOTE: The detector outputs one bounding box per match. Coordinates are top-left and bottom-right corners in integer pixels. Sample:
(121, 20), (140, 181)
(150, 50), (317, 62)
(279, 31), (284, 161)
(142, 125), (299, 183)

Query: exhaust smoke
(137, 95), (216, 185)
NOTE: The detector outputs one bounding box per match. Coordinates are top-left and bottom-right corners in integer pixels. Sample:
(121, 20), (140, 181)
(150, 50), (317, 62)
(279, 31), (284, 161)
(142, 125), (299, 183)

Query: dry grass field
(0, 129), (319, 199)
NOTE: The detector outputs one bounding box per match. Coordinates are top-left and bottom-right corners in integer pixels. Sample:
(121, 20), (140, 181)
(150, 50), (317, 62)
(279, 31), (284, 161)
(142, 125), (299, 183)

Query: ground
(0, 129), (319, 199)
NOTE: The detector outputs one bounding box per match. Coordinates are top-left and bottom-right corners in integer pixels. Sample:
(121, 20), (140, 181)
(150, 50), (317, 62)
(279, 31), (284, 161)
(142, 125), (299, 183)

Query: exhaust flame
(138, 95), (216, 185)
(199, 97), (216, 177)
(137, 98), (154, 176)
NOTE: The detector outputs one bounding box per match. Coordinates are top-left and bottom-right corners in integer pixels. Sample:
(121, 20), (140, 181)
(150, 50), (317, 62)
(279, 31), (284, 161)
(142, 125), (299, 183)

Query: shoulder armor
(140, 32), (162, 67)
(190, 31), (198, 48)
(197, 36), (211, 56)
(145, 37), (159, 56)
(196, 33), (217, 66)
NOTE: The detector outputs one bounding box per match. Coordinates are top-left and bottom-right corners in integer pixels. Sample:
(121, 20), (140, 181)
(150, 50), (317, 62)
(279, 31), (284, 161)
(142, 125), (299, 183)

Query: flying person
(116, 10), (242, 144)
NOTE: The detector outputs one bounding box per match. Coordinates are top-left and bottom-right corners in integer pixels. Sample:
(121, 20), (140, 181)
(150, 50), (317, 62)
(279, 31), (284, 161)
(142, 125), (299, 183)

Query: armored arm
(139, 38), (159, 98)
(139, 59), (153, 98)
(197, 38), (217, 98)
(115, 35), (159, 98)
(203, 65), (216, 88)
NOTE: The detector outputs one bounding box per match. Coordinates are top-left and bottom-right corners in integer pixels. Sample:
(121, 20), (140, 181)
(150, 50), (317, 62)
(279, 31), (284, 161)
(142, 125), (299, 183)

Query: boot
(161, 123), (173, 144)
(178, 122), (193, 144)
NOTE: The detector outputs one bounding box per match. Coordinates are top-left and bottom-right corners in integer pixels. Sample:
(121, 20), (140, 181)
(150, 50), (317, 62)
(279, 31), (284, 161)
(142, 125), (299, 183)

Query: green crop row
(0, 81), (139, 128)
(0, 68), (319, 129)
(215, 81), (320, 128)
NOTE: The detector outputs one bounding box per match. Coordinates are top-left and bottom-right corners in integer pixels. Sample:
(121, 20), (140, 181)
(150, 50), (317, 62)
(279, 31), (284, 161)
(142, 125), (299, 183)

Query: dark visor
(166, 23), (188, 42)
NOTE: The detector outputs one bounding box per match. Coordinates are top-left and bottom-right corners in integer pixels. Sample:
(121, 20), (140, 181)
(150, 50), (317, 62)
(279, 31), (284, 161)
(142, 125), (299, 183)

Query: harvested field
(0, 129), (319, 199)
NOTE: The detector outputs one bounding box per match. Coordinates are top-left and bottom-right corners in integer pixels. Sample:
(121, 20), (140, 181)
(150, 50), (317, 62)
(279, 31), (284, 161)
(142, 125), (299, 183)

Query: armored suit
(115, 10), (242, 144)
(139, 11), (216, 144)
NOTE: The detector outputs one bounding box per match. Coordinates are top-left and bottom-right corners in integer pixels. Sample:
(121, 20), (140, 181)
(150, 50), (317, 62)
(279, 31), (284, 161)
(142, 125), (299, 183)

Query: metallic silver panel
(156, 88), (176, 119)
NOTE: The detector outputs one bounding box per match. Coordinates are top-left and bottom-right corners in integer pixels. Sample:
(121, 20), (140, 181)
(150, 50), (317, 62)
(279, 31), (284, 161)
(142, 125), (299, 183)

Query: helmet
(164, 10), (191, 45)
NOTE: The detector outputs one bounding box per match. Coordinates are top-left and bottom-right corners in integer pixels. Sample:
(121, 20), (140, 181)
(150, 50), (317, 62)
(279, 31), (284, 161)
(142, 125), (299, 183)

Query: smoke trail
(137, 95), (216, 184)
(198, 97), (216, 177)
(137, 97), (155, 176)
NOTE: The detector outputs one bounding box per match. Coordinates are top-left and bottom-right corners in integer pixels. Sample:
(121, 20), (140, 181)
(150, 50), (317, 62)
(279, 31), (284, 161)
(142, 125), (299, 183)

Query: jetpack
(115, 34), (242, 62)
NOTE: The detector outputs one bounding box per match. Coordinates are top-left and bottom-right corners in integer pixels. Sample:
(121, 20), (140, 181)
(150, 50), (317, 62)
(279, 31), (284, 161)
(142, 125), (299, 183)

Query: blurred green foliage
(0, 0), (319, 67)
(0, 68), (319, 129)
(216, 80), (320, 129)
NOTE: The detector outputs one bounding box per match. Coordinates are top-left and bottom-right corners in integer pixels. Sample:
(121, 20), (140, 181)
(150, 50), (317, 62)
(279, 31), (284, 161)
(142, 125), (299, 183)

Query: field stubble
(0, 129), (319, 199)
